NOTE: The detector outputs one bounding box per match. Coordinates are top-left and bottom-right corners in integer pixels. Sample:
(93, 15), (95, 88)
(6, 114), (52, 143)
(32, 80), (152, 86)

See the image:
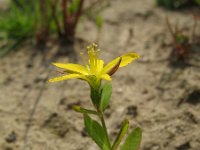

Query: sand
(0, 0), (200, 150)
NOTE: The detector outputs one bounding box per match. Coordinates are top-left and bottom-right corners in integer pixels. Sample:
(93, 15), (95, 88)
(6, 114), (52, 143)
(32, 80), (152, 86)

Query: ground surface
(0, 0), (200, 150)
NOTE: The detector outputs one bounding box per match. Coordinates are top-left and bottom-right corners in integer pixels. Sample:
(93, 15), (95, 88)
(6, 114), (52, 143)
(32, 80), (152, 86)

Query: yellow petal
(119, 52), (140, 67)
(52, 63), (89, 75)
(101, 57), (121, 74)
(101, 74), (112, 81)
(102, 52), (139, 75)
(48, 74), (85, 82)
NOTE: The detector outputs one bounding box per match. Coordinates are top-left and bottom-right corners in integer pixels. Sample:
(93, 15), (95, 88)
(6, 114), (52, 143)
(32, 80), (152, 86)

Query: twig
(50, 0), (62, 37)
(62, 0), (68, 34)
(39, 0), (49, 33)
(74, 0), (84, 28)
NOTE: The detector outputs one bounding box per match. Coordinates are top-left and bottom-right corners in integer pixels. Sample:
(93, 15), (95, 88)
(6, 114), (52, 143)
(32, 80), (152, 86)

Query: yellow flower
(49, 43), (140, 89)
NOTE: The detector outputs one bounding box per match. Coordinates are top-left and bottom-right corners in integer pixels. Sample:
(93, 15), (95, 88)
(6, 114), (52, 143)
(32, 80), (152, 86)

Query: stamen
(86, 46), (90, 50)
(92, 43), (98, 48)
(86, 43), (101, 74)
(96, 49), (101, 58)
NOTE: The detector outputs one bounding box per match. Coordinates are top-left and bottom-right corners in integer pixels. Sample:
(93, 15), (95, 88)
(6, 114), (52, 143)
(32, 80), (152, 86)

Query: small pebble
(5, 131), (17, 143)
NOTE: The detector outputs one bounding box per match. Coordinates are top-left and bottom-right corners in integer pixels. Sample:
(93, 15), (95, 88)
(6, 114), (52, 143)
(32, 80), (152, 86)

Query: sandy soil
(0, 0), (200, 150)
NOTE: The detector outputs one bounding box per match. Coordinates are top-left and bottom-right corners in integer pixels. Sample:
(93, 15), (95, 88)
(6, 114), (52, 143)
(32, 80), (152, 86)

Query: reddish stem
(62, 0), (68, 34)
(51, 0), (62, 37)
(74, 0), (84, 28)
(36, 0), (49, 47)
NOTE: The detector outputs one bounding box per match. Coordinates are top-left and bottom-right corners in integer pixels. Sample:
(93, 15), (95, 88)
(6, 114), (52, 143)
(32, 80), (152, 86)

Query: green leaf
(100, 82), (112, 111)
(120, 128), (142, 150)
(73, 105), (98, 115)
(84, 114), (111, 150)
(112, 119), (129, 150)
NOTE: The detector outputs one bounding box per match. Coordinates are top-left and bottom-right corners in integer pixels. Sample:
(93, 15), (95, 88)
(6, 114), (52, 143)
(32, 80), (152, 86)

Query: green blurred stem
(90, 84), (111, 149)
(98, 110), (111, 149)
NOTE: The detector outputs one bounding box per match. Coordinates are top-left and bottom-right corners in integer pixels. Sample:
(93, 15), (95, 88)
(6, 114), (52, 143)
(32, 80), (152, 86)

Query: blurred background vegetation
(0, 0), (104, 57)
(0, 0), (200, 57)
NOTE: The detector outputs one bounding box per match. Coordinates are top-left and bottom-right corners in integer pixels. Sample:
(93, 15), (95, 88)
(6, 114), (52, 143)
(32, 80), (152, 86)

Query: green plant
(49, 43), (142, 150)
(165, 16), (200, 63)
(0, 1), (36, 56)
(166, 17), (190, 62)
(0, 0), (105, 56)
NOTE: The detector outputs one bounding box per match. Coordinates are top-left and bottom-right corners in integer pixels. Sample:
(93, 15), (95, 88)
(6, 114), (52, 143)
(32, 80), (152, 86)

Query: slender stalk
(98, 110), (111, 149)
(50, 0), (62, 37)
(62, 0), (68, 34)
(91, 85), (111, 149)
(36, 0), (49, 47)
(74, 0), (84, 28)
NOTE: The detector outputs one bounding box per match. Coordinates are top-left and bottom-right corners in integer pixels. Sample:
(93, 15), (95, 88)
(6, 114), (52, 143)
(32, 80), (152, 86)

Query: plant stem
(62, 0), (68, 34)
(98, 110), (111, 149)
(74, 0), (84, 28)
(91, 85), (111, 149)
(50, 0), (62, 37)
